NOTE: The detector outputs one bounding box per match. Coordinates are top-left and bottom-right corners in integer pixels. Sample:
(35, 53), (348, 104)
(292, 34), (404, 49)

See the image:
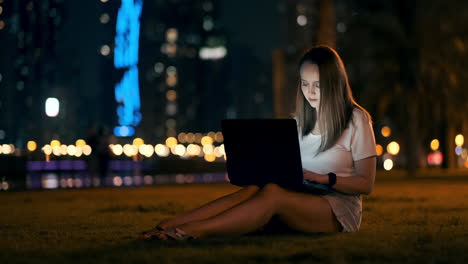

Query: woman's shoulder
(351, 107), (372, 125)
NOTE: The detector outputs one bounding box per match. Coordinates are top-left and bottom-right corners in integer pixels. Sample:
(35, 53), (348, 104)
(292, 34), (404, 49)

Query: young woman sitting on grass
(140, 45), (377, 240)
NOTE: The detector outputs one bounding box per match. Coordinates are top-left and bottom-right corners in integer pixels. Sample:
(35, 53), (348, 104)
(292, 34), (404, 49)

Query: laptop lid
(221, 119), (304, 189)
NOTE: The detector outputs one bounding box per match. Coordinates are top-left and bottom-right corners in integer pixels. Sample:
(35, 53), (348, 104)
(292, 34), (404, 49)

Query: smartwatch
(327, 172), (337, 188)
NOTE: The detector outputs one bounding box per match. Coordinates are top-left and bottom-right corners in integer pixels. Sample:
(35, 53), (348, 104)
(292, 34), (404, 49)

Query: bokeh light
(67, 145), (77, 156)
(113, 176), (123, 187)
(133, 137), (144, 147)
(174, 144), (186, 156)
(82, 145), (92, 156)
(297, 15), (307, 26)
(187, 144), (201, 156)
(52, 146), (61, 156)
(186, 133), (195, 143)
(201, 136), (214, 146)
(165, 137), (178, 148)
(99, 13), (110, 24)
(214, 132), (224, 142)
(166, 90), (177, 101)
(45, 98), (59, 117)
(376, 144), (383, 156)
(381, 126), (391, 137)
(178, 132), (187, 143)
(111, 144), (123, 156)
(455, 146), (462, 156)
(387, 142), (400, 155)
(75, 139), (86, 147)
(203, 144), (214, 155)
(42, 145), (52, 155)
(155, 144), (170, 157)
(60, 145), (68, 156)
(455, 134), (464, 146)
(427, 151), (443, 166)
(195, 133), (203, 143)
(75, 147), (83, 157)
(214, 146), (223, 158)
(100, 45), (110, 56)
(123, 144), (135, 157)
(430, 139), (440, 151)
(50, 140), (61, 148)
(383, 159), (393, 170)
(204, 153), (216, 162)
(27, 141), (37, 152)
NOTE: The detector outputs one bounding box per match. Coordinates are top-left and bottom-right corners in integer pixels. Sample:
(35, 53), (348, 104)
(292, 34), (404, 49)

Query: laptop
(221, 119), (333, 195)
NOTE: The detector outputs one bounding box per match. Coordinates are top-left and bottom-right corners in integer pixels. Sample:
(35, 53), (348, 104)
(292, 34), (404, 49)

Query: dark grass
(0, 177), (467, 264)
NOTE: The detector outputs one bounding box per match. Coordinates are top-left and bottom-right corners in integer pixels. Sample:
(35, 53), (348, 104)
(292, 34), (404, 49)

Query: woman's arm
(303, 156), (376, 195)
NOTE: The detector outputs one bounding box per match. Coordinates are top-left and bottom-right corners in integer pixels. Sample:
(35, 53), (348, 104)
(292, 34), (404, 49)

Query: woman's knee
(260, 183), (284, 197)
(243, 185), (260, 195)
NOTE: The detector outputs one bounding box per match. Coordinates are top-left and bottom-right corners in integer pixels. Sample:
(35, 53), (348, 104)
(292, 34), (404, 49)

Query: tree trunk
(317, 0), (336, 47)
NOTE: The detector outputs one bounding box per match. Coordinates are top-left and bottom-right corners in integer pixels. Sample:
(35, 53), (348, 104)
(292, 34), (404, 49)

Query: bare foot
(155, 217), (177, 230)
(139, 228), (169, 240)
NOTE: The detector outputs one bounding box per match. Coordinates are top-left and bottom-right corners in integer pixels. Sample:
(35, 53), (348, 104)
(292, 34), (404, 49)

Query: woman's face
(300, 63), (320, 109)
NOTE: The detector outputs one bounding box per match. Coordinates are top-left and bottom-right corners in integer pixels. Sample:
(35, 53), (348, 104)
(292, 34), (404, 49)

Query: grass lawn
(0, 177), (467, 263)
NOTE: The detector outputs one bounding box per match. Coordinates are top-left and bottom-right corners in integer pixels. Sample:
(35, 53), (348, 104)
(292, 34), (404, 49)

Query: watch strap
(327, 172), (337, 187)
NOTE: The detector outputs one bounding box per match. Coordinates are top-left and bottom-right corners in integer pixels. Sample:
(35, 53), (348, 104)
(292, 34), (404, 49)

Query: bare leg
(173, 183), (341, 238)
(156, 185), (260, 229)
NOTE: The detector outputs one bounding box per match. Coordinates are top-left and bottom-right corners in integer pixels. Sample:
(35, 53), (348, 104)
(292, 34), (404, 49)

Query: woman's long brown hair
(293, 45), (371, 154)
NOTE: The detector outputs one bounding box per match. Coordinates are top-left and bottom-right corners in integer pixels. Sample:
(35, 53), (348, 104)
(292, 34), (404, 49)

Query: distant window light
(166, 90), (177, 101)
(203, 16), (214, 31)
(0, 6), (3, 15)
(166, 75), (177, 87)
(166, 103), (177, 115)
(26, 2), (33, 11)
(154, 62), (164, 73)
(16, 81), (24, 91)
(166, 119), (176, 129)
(161, 43), (177, 57)
(254, 93), (264, 104)
(45, 97), (59, 117)
(0, 20), (5, 30)
(100, 0), (109, 3)
(296, 4), (306, 13)
(337, 22), (346, 33)
(199, 46), (227, 60)
(186, 34), (201, 45)
(297, 15), (307, 26)
(100, 13), (110, 24)
(166, 28), (178, 43)
(21, 66), (29, 76)
(166, 66), (177, 76)
(100, 45), (111, 56)
(187, 48), (197, 58)
(203, 1), (213, 12)
(49, 8), (57, 18)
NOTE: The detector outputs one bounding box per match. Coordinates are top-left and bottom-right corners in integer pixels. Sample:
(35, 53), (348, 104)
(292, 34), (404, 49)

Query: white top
(297, 108), (377, 177)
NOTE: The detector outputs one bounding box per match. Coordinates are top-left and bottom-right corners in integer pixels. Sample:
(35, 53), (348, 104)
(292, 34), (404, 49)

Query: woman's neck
(312, 122), (321, 135)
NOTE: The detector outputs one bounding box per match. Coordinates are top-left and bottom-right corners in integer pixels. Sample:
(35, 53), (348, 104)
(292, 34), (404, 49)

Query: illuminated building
(137, 0), (230, 142)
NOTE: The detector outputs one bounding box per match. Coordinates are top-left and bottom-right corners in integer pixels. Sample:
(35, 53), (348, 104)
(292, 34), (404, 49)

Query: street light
(45, 98), (59, 117)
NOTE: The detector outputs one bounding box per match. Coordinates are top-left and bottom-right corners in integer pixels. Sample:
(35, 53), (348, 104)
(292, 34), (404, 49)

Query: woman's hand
(303, 168), (329, 184)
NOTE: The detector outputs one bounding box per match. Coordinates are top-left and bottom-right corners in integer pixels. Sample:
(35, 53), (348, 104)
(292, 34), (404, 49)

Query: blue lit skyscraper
(113, 0), (143, 137)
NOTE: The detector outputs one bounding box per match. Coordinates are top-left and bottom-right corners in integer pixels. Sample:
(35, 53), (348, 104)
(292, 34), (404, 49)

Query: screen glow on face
(300, 63), (320, 109)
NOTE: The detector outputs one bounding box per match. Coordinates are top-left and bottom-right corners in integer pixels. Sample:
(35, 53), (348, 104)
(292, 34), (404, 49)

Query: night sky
(219, 0), (280, 64)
